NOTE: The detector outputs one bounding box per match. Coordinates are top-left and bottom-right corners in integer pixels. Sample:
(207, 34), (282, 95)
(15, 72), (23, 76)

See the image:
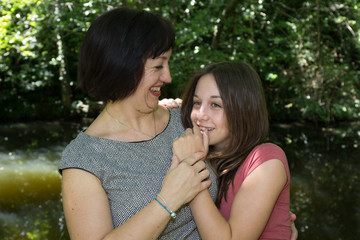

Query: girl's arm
(62, 151), (211, 240)
(189, 159), (287, 240)
(172, 126), (290, 239)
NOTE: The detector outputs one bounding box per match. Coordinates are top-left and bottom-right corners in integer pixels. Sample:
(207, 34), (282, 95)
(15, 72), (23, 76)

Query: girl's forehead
(196, 75), (219, 92)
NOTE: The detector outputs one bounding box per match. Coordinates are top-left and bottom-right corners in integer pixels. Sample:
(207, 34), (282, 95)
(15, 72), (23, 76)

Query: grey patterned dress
(59, 108), (217, 239)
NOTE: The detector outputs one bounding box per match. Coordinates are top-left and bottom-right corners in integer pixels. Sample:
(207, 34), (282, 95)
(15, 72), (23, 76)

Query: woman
(173, 61), (292, 239)
(59, 7), (216, 239)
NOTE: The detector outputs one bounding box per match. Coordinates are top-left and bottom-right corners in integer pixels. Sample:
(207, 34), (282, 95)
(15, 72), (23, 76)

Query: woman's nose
(161, 66), (172, 83)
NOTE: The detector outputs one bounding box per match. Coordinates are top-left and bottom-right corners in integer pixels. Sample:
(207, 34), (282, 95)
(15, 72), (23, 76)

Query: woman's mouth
(150, 87), (161, 97)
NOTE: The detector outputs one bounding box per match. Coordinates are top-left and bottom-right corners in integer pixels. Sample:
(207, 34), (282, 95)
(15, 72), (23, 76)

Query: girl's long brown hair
(181, 61), (269, 206)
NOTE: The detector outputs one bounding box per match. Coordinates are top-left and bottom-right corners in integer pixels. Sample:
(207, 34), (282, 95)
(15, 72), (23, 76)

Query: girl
(173, 61), (292, 239)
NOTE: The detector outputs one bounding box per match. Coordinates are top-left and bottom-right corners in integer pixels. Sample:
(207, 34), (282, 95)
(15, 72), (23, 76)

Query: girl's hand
(172, 125), (209, 161)
(158, 98), (182, 108)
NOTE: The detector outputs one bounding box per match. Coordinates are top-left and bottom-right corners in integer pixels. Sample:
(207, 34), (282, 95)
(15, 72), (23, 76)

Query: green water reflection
(272, 123), (360, 239)
(0, 122), (82, 239)
(0, 121), (359, 239)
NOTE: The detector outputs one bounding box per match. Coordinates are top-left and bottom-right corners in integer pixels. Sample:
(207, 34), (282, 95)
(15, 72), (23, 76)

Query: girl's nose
(197, 106), (209, 121)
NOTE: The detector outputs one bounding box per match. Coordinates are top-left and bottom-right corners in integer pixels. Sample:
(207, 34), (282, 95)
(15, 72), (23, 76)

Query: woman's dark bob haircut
(78, 7), (175, 102)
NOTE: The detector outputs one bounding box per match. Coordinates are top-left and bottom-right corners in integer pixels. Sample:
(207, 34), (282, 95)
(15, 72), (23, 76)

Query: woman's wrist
(154, 194), (177, 219)
(158, 191), (183, 212)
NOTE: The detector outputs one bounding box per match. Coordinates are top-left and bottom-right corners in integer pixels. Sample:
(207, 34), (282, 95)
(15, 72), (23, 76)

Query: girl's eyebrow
(194, 94), (221, 99)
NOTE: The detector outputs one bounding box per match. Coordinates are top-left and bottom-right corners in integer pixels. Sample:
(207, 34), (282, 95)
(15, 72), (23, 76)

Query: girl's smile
(191, 74), (230, 151)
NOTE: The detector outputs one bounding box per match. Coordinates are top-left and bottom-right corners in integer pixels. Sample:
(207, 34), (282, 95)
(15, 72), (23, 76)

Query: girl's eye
(211, 103), (222, 108)
(193, 101), (201, 106)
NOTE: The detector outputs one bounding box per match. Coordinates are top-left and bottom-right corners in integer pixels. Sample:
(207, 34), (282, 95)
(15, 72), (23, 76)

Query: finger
(200, 178), (212, 191)
(182, 152), (205, 166)
(198, 168), (210, 181)
(290, 221), (298, 240)
(202, 129), (209, 153)
(193, 124), (201, 137)
(166, 98), (176, 108)
(169, 155), (180, 170)
(175, 98), (183, 105)
(158, 98), (168, 107)
(192, 160), (206, 173)
(290, 212), (297, 221)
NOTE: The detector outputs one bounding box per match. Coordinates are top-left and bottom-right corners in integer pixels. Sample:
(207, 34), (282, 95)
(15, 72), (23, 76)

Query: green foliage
(0, 0), (359, 124)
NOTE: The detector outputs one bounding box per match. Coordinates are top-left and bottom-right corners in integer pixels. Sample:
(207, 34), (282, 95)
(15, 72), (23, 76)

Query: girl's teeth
(199, 127), (214, 132)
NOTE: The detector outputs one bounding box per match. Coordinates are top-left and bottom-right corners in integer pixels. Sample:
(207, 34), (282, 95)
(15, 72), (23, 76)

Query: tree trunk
(55, 1), (72, 114)
(211, 0), (240, 50)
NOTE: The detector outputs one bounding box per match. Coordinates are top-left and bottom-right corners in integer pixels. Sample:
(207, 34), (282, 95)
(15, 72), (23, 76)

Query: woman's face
(190, 74), (230, 151)
(133, 50), (172, 111)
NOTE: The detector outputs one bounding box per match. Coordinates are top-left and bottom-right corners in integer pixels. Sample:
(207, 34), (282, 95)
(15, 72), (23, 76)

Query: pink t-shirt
(219, 143), (291, 239)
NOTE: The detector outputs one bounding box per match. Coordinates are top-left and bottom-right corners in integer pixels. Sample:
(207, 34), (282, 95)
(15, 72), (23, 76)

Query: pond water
(0, 121), (359, 239)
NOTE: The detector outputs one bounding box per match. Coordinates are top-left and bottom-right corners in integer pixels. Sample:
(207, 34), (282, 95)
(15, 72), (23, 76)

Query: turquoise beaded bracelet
(154, 197), (176, 219)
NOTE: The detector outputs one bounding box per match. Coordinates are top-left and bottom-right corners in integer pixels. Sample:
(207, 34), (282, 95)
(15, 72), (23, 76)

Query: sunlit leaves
(0, 0), (359, 123)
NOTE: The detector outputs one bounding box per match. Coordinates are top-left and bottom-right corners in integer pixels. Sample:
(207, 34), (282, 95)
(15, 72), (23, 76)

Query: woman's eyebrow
(154, 56), (168, 60)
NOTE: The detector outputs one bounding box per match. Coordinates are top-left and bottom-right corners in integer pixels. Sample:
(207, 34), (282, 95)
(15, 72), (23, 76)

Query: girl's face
(133, 50), (172, 111)
(191, 74), (230, 151)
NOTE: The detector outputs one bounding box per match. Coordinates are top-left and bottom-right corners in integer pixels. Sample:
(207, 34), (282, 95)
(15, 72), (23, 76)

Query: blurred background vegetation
(1, 0), (359, 125)
(1, 1), (359, 239)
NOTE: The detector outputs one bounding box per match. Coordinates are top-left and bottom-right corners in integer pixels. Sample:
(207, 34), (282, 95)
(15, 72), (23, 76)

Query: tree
(0, 0), (359, 124)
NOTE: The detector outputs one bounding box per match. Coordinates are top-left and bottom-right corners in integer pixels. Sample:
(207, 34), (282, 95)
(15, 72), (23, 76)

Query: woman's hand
(159, 152), (211, 212)
(290, 211), (298, 240)
(162, 125), (210, 212)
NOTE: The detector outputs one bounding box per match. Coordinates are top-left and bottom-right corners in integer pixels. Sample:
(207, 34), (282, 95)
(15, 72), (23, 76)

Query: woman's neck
(105, 101), (157, 137)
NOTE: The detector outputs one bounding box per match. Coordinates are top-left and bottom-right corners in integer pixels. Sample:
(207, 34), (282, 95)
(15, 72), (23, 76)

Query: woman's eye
(155, 65), (163, 70)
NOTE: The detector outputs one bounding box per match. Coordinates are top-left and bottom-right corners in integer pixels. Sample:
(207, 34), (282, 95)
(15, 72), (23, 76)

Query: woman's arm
(62, 152), (211, 240)
(189, 159), (287, 240)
